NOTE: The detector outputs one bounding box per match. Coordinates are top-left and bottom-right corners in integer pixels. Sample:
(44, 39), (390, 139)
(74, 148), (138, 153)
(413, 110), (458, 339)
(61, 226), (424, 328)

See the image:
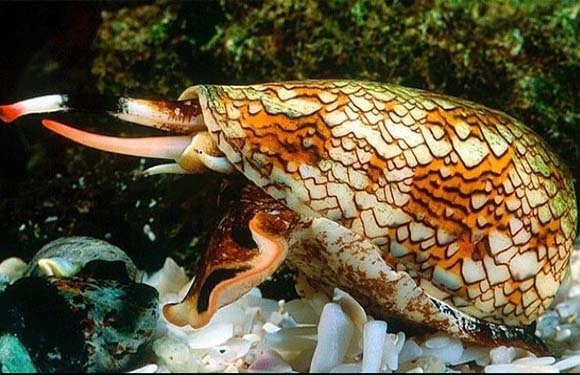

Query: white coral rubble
(129, 249), (580, 373)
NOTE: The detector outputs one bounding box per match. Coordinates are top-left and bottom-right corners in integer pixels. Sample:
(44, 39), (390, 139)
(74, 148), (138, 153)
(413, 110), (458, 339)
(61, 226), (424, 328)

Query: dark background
(0, 4), (100, 257)
(0, 4), (99, 180)
(0, 3), (221, 272)
(0, 1), (577, 278)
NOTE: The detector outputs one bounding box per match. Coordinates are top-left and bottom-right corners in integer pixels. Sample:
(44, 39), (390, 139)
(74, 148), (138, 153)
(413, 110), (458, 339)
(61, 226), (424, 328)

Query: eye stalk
(0, 94), (204, 134)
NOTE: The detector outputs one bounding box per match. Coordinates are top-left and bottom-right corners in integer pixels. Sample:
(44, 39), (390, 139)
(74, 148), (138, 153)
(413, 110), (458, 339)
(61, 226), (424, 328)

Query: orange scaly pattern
(187, 80), (576, 327)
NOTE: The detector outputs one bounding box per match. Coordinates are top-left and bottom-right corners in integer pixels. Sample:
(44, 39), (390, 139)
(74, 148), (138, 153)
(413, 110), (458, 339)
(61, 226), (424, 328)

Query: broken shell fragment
(37, 257), (82, 278)
(143, 257), (190, 297)
(362, 320), (387, 372)
(309, 303), (355, 373)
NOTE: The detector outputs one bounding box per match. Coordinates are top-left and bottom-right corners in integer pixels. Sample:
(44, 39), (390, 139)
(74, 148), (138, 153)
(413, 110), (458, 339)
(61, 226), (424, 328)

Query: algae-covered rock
(0, 237), (159, 373)
(0, 334), (37, 373)
(25, 236), (138, 281)
(0, 277), (158, 373)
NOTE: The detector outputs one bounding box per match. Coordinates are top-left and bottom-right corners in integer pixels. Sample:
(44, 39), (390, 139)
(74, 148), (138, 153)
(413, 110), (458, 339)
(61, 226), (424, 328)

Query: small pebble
(489, 346), (517, 364)
(399, 340), (423, 364)
(555, 328), (572, 341)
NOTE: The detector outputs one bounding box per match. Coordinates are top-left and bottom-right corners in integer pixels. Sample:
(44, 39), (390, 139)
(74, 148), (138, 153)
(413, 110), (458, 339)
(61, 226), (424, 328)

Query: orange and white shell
(179, 80), (577, 327)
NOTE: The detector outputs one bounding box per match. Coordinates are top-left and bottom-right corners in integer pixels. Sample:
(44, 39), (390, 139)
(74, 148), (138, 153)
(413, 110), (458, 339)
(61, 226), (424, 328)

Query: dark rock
(0, 277), (158, 373)
(26, 236), (138, 282)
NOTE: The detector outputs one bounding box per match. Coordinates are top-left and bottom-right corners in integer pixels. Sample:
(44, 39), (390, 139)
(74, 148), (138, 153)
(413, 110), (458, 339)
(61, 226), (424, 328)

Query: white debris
(556, 299), (578, 319)
(512, 356), (556, 366)
(143, 224), (157, 242)
(187, 322), (235, 349)
(310, 303), (354, 373)
(421, 334), (463, 364)
(152, 337), (198, 373)
(283, 299), (319, 325)
(247, 351), (293, 373)
(361, 320), (387, 372)
(263, 322), (281, 334)
(399, 339), (423, 364)
(555, 327), (572, 341)
(329, 363), (362, 373)
(144, 257), (190, 296)
(132, 241), (580, 373)
(451, 345), (490, 367)
(484, 363), (558, 373)
(554, 355), (580, 371)
(127, 364), (158, 373)
(381, 331), (405, 371)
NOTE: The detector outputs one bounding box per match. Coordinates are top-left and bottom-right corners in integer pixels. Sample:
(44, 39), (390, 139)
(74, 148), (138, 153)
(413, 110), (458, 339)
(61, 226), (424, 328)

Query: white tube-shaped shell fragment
(381, 331), (405, 371)
(361, 320), (387, 373)
(310, 303), (354, 373)
(484, 364), (558, 373)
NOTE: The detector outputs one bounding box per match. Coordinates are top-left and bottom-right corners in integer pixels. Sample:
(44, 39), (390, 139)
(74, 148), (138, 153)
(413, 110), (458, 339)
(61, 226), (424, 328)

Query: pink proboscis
(42, 119), (192, 161)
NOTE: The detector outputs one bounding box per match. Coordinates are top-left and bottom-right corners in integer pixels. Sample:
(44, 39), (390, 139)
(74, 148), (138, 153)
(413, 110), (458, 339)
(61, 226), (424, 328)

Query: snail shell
(180, 80), (577, 327)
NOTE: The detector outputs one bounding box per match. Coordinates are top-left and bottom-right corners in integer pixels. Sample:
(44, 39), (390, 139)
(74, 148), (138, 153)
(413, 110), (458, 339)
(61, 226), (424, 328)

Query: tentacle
(143, 163), (189, 176)
(0, 95), (66, 123)
(1, 94), (203, 133)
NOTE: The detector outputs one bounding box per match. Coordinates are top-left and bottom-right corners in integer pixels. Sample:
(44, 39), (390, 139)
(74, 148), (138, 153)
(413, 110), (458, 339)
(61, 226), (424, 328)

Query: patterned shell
(180, 80), (577, 327)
